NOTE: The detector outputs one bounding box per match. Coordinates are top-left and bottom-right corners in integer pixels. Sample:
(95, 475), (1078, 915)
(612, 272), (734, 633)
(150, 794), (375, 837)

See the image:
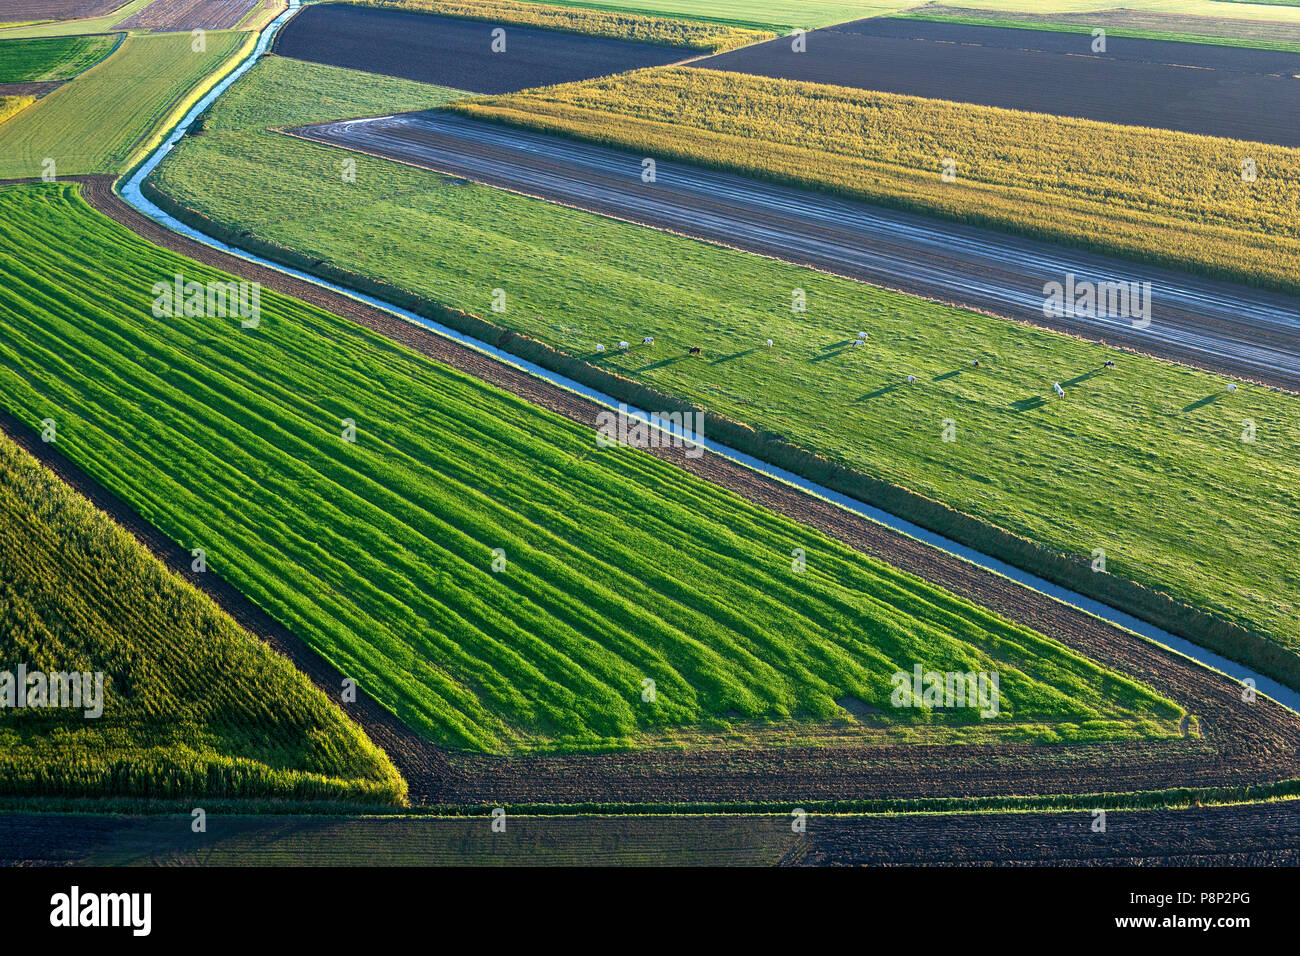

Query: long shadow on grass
(1182, 393), (1223, 413)
(857, 383), (899, 402)
(1011, 395), (1048, 412)
(710, 348), (759, 365)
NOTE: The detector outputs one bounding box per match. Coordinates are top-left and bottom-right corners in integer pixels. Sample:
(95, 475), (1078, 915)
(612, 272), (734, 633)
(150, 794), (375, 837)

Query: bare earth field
(17, 176), (1298, 813)
(0, 0), (120, 19)
(114, 0), (261, 30)
(694, 18), (1300, 146)
(272, 3), (689, 94)
(3, 802), (1298, 865)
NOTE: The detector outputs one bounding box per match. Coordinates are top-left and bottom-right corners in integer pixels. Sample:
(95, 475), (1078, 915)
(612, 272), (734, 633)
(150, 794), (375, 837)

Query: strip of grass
(0, 181), (1181, 753)
(147, 57), (1300, 688)
(453, 66), (1300, 295)
(0, 33), (118, 82)
(0, 429), (406, 802)
(0, 29), (248, 178)
(351, 0), (773, 50)
(0, 0), (149, 38)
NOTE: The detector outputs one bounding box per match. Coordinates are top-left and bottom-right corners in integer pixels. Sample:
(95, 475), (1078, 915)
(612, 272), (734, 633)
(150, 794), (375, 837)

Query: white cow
(642, 336), (655, 345)
(595, 343), (605, 352)
(1227, 383), (1238, 392)
(1053, 382), (1065, 397)
(618, 341), (630, 350)
(906, 374), (916, 383)
(765, 339), (774, 347)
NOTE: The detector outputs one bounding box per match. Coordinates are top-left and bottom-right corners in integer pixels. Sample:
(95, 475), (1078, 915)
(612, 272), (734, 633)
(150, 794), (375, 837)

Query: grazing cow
(972, 359), (980, 367)
(688, 345), (702, 355)
(1103, 360), (1116, 368)
(851, 339), (863, 347)
(857, 331), (868, 339)
(618, 341), (630, 350)
(595, 343), (605, 352)
(1227, 383), (1238, 392)
(906, 374), (916, 383)
(642, 336), (654, 345)
(1053, 382), (1065, 397)
(765, 338), (774, 347)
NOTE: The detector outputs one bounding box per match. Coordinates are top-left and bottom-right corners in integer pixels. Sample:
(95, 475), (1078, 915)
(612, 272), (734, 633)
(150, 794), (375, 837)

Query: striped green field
(148, 56), (1300, 693)
(0, 29), (249, 179)
(0, 33), (118, 82)
(0, 182), (1180, 754)
(0, 430), (406, 803)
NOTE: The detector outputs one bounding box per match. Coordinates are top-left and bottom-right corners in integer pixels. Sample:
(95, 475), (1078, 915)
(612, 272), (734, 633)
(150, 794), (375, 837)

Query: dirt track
(294, 112), (1300, 393)
(7, 174), (1280, 811)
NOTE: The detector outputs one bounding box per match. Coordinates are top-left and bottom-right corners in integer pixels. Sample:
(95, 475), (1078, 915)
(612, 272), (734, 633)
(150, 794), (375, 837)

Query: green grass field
(0, 430), (405, 803)
(0, 33), (118, 82)
(0, 29), (249, 179)
(147, 58), (1300, 690)
(493, 0), (899, 30)
(0, 181), (1181, 754)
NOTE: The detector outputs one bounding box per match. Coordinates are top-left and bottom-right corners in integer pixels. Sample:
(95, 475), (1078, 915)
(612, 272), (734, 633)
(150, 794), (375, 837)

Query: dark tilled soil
(271, 3), (689, 94)
(0, 81), (61, 97)
(114, 0), (261, 31)
(9, 174), (1294, 812)
(0, 0), (119, 19)
(693, 18), (1300, 146)
(789, 801), (1300, 865)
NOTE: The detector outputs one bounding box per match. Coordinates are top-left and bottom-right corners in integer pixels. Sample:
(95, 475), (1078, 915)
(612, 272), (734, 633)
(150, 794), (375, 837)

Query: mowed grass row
(0, 29), (248, 179)
(351, 0), (774, 50)
(488, 0), (899, 31)
(148, 58), (1300, 681)
(0, 430), (406, 802)
(453, 67), (1300, 293)
(0, 33), (118, 82)
(0, 183), (1180, 753)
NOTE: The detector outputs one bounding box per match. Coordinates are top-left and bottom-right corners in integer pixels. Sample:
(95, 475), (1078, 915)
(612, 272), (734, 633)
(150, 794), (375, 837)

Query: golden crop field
(455, 66), (1300, 292)
(0, 94), (34, 125)
(351, 0), (774, 50)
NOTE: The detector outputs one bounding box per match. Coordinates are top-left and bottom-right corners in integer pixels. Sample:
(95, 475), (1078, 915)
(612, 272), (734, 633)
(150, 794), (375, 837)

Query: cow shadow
(857, 383), (899, 402)
(710, 348), (759, 365)
(1011, 395), (1048, 412)
(1061, 369), (1102, 388)
(637, 355), (687, 372)
(1182, 393), (1221, 413)
(934, 369), (963, 382)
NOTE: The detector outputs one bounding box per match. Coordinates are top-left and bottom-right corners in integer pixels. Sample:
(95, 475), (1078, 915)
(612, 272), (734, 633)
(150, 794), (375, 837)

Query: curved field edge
(451, 67), (1300, 296)
(347, 0), (775, 51)
(0, 29), (255, 180)
(0, 181), (1182, 755)
(0, 33), (120, 83)
(141, 58), (1300, 695)
(0, 429), (406, 804)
